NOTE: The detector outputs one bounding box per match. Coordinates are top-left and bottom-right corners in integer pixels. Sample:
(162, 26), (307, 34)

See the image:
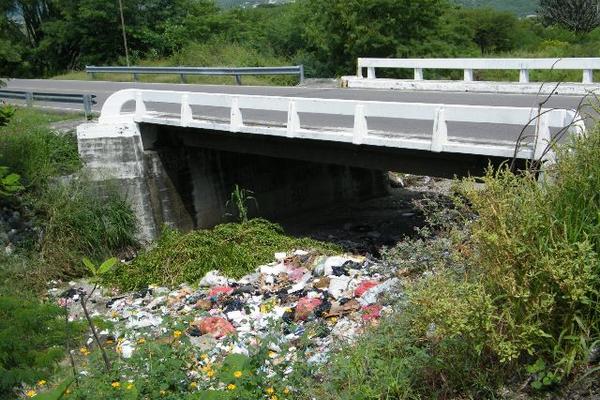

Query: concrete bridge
(76, 87), (584, 241)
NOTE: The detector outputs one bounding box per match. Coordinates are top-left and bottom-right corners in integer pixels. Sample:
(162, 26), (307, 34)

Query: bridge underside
(78, 121), (527, 241)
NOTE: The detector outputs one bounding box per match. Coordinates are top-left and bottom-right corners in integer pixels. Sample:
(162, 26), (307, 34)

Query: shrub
(0, 104), (15, 127)
(105, 219), (340, 290)
(0, 296), (84, 400)
(35, 178), (138, 279)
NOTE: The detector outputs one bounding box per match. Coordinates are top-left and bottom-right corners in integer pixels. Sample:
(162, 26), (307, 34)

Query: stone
(196, 317), (236, 339)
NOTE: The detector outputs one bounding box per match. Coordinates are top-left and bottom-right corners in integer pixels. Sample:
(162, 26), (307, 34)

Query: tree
(539, 0), (600, 33)
(300, 0), (449, 77)
(460, 8), (519, 54)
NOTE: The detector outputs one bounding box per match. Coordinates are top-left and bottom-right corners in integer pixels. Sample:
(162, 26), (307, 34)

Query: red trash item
(295, 297), (323, 321)
(208, 286), (234, 297)
(197, 317), (236, 338)
(354, 280), (379, 297)
(361, 304), (383, 321)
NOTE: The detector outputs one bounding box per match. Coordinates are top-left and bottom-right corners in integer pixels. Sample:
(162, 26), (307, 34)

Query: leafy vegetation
(106, 219), (340, 291)
(0, 296), (84, 400)
(307, 124), (600, 399)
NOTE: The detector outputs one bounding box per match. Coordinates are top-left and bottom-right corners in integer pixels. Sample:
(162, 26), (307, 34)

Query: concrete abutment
(77, 122), (390, 242)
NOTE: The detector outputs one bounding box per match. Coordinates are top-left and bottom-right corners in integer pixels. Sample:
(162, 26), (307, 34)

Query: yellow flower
(233, 371), (242, 378)
(266, 387), (275, 395)
(190, 382), (198, 389)
(137, 338), (146, 344)
(160, 390), (167, 396)
(200, 353), (208, 360)
(270, 396), (278, 400)
(111, 382), (121, 389)
(227, 384), (236, 391)
(126, 383), (134, 390)
(283, 388), (290, 394)
(268, 351), (277, 358)
(37, 380), (46, 386)
(65, 389), (72, 394)
(173, 330), (182, 338)
(25, 390), (37, 398)
(206, 370), (215, 378)
(79, 347), (90, 356)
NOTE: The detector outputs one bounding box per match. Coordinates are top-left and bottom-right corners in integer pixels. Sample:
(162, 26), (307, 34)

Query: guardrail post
(583, 69), (593, 84)
(25, 92), (33, 107)
(135, 91), (147, 120)
(352, 104), (368, 145)
(519, 69), (530, 83)
(431, 107), (448, 152)
(287, 101), (300, 138)
(464, 69), (474, 82)
(180, 74), (187, 84)
(414, 68), (424, 81)
(230, 97), (243, 132)
(299, 65), (305, 83)
(367, 67), (376, 79)
(133, 73), (139, 82)
(235, 75), (242, 85)
(83, 94), (93, 119)
(180, 94), (193, 127)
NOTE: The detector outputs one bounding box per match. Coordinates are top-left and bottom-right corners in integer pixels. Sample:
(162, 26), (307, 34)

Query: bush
(35, 178), (138, 280)
(105, 219), (340, 290)
(0, 109), (81, 190)
(0, 104), (15, 127)
(0, 296), (84, 400)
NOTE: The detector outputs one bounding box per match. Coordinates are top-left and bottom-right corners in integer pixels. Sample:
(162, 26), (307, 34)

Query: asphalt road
(3, 79), (589, 143)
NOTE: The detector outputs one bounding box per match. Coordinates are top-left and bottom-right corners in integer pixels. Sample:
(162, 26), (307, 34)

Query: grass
(0, 108), (138, 293)
(306, 123), (600, 399)
(105, 218), (341, 291)
(54, 40), (300, 86)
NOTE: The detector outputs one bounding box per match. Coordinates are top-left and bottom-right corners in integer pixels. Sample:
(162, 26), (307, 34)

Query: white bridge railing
(357, 58), (600, 84)
(98, 89), (584, 161)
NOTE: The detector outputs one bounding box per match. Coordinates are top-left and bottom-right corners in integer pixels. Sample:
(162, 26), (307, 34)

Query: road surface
(3, 79), (588, 143)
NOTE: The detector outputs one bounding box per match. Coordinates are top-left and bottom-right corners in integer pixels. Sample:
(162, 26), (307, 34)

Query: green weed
(105, 219), (340, 291)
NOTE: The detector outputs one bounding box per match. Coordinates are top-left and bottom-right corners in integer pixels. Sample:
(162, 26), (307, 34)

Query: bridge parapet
(97, 89), (584, 163)
(344, 57), (600, 95)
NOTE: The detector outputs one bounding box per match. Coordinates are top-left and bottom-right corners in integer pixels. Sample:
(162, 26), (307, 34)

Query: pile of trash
(51, 251), (403, 368)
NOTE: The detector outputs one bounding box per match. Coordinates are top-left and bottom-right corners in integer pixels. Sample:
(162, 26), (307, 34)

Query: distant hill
(216, 0), (538, 16)
(216, 0), (289, 8)
(452, 0), (538, 16)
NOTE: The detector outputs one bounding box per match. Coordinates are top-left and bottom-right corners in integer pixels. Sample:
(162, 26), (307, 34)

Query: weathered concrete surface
(78, 122), (389, 241)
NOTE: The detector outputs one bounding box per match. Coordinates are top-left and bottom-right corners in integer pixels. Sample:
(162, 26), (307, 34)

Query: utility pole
(118, 0), (130, 66)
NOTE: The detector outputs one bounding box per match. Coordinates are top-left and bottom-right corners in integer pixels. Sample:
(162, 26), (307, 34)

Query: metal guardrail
(97, 89), (585, 163)
(86, 65), (305, 85)
(0, 90), (96, 118)
(357, 57), (600, 84)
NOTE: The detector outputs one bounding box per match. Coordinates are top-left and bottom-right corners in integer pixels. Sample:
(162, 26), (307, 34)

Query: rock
(295, 297), (322, 321)
(196, 317), (236, 339)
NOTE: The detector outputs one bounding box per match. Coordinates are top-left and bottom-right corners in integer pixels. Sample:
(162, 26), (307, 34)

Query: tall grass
(310, 123), (600, 398)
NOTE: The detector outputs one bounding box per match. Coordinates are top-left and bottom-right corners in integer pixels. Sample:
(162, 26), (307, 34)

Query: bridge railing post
(180, 94), (193, 127)
(464, 69), (474, 82)
(583, 69), (593, 84)
(134, 91), (147, 120)
(230, 97), (243, 132)
(352, 104), (368, 145)
(414, 68), (424, 81)
(367, 67), (376, 79)
(287, 100), (300, 138)
(431, 107), (448, 152)
(519, 69), (530, 83)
